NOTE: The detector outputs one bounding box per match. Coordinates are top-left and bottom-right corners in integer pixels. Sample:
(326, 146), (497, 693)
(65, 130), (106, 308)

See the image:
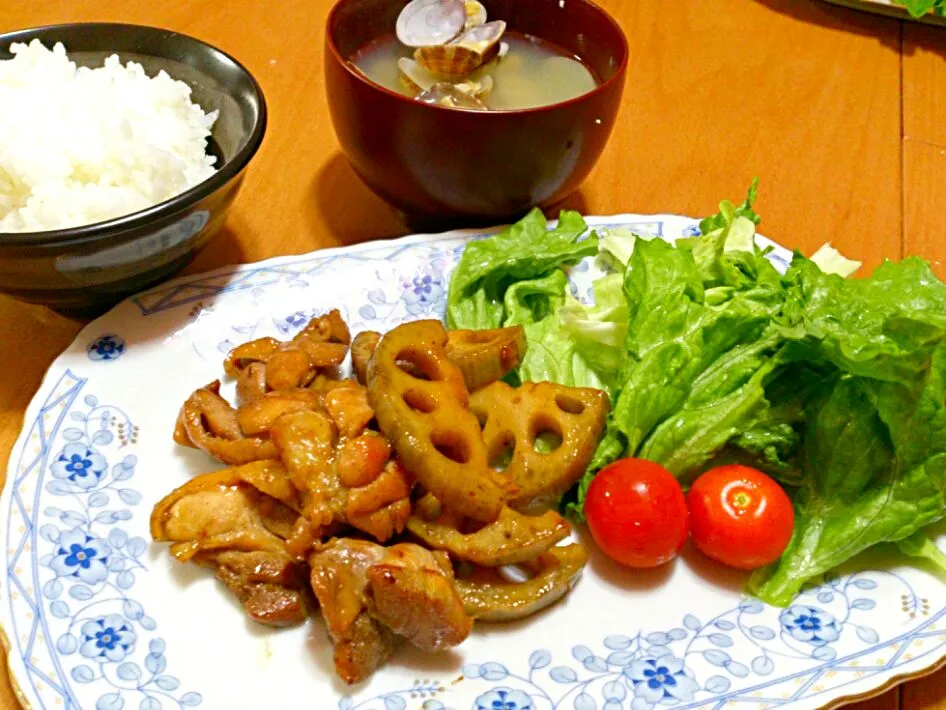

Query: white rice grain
(0, 40), (219, 233)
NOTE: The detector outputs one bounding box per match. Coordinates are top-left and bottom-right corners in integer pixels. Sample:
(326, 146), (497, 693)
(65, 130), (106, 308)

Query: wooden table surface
(1, 0), (945, 707)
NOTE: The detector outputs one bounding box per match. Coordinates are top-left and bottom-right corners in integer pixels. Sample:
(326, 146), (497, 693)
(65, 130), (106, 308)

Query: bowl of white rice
(0, 23), (267, 316)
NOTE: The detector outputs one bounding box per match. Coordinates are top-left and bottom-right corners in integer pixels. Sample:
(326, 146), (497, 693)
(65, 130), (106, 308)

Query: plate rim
(1, 213), (940, 710)
(821, 0), (946, 26)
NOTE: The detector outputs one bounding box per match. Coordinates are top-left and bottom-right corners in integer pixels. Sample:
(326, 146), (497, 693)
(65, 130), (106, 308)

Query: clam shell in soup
(414, 20), (505, 78)
(396, 0), (467, 47)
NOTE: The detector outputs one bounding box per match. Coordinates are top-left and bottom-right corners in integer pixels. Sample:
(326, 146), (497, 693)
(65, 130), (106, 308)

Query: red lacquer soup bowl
(324, 0), (628, 224)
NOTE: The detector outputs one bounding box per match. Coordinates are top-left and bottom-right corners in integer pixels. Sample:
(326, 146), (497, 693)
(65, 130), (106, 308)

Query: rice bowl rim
(0, 22), (268, 247)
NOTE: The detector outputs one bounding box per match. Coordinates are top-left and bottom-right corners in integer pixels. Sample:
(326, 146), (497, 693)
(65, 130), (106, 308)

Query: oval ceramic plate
(821, 0), (946, 26)
(3, 215), (946, 710)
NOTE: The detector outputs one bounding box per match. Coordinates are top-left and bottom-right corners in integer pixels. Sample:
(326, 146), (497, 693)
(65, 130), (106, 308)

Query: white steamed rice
(0, 40), (219, 233)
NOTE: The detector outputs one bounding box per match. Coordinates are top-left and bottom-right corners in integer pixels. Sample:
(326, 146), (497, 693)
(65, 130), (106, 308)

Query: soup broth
(351, 32), (598, 111)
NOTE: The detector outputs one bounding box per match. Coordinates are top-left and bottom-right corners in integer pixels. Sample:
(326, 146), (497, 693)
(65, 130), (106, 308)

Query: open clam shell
(416, 82), (489, 110)
(398, 57), (440, 94)
(414, 20), (506, 78)
(463, 0), (488, 30)
(455, 74), (493, 100)
(396, 0), (467, 48)
(399, 58), (493, 102)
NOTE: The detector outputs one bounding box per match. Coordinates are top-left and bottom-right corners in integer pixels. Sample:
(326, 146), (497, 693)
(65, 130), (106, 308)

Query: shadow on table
(754, 0), (902, 51)
(0, 225), (250, 368)
(313, 151), (595, 243)
(311, 153), (409, 246)
(182, 224), (249, 276)
(547, 190), (591, 219)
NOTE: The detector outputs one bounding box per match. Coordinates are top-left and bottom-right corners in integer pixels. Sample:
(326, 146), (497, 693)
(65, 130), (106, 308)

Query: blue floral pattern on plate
(5, 376), (200, 709)
(5, 215), (945, 710)
(88, 335), (125, 361)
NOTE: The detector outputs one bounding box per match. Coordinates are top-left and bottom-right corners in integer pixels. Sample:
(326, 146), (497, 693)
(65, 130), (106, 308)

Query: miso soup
(351, 33), (599, 111)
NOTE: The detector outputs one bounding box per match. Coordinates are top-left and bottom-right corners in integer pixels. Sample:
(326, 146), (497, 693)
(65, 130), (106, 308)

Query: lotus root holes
(395, 347), (443, 382)
(403, 388), (437, 414)
(530, 414), (563, 453)
(488, 431), (516, 472)
(554, 394), (586, 415)
(430, 429), (472, 464)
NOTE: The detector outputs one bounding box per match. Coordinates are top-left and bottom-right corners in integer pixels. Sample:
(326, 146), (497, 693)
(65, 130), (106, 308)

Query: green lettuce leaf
(559, 273), (628, 392)
(750, 257), (946, 606)
(445, 207), (603, 390)
(896, 529), (946, 574)
(446, 208), (597, 330)
(566, 196), (789, 519)
(697, 177), (761, 235)
(638, 331), (782, 481)
(895, 0), (940, 18)
(502, 270), (606, 389)
(597, 227), (656, 267)
(810, 243), (862, 277)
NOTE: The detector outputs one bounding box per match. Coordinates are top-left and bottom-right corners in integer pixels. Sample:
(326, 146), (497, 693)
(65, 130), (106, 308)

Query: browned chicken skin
(154, 314), (605, 684)
(175, 381), (278, 464)
(236, 389), (324, 436)
(208, 550), (310, 627)
(269, 405), (412, 545)
(150, 470), (307, 626)
(308, 539), (471, 683)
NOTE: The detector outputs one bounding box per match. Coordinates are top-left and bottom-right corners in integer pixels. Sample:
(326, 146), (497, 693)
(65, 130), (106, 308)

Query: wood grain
(0, 0), (937, 708)
(899, 20), (946, 710)
(904, 138), (946, 278)
(902, 663), (946, 710)
(903, 21), (946, 147)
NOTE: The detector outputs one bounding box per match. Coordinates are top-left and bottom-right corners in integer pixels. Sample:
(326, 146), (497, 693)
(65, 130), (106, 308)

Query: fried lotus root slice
(367, 319), (517, 522)
(470, 381), (609, 509)
(454, 543), (588, 622)
(236, 389), (324, 436)
(149, 469), (297, 563)
(177, 382), (278, 464)
(351, 331), (381, 385)
(406, 502), (570, 566)
(200, 549), (309, 627)
(445, 326), (527, 392)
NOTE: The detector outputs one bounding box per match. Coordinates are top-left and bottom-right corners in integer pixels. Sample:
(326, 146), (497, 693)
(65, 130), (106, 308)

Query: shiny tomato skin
(584, 458), (689, 568)
(687, 465), (795, 570)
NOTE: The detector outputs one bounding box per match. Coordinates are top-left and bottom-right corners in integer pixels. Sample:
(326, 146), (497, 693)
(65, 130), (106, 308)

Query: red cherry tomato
(687, 465), (795, 570)
(584, 458), (689, 568)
